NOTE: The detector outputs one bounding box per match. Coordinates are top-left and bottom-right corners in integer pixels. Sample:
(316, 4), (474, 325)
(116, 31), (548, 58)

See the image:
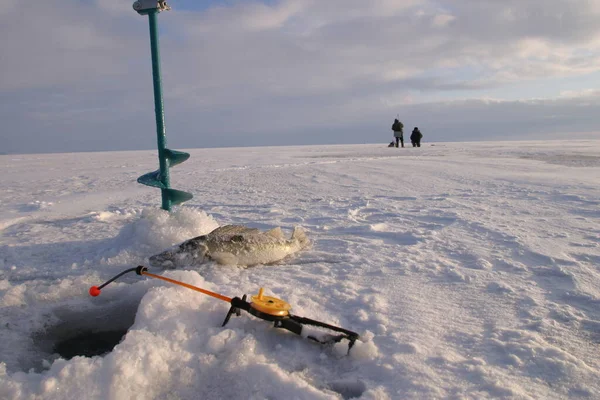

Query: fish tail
(291, 226), (309, 246)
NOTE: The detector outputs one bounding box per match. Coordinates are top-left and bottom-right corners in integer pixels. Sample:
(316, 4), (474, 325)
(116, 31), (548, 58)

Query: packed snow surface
(0, 140), (599, 399)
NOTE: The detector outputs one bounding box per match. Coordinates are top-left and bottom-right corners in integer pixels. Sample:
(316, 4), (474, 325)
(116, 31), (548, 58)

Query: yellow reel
(250, 288), (291, 317)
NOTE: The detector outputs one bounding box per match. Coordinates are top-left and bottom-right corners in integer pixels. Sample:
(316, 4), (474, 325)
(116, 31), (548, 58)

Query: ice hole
(30, 300), (138, 370)
(53, 329), (129, 359)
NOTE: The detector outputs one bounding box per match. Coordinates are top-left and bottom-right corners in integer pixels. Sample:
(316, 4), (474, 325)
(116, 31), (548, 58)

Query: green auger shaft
(134, 1), (192, 211)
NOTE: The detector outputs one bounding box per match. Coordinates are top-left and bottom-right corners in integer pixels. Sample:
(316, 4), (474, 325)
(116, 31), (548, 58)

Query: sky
(1, 140), (599, 398)
(2, 0), (600, 154)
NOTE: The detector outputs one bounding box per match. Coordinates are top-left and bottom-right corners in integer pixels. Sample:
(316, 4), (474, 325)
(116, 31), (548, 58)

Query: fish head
(149, 235), (210, 268)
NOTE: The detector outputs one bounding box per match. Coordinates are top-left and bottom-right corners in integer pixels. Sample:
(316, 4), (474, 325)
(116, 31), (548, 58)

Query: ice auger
(133, 0), (192, 211)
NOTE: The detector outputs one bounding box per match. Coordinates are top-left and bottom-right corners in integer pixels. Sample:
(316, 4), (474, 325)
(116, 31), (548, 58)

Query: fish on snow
(149, 225), (310, 268)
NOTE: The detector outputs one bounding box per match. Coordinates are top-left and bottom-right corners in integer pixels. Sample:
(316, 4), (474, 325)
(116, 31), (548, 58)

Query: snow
(0, 140), (599, 399)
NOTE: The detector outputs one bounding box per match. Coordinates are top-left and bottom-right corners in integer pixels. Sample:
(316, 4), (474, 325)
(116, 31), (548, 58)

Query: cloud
(2, 0), (600, 153)
(0, 1), (147, 91)
(159, 0), (600, 103)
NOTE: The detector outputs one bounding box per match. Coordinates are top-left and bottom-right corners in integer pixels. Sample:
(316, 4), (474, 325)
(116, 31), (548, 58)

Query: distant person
(391, 118), (404, 148)
(410, 127), (423, 147)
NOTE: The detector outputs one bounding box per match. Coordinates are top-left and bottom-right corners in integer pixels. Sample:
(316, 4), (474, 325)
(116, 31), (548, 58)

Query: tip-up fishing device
(90, 266), (359, 351)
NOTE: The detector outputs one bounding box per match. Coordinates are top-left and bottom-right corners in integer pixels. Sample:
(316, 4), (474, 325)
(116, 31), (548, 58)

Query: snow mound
(100, 207), (220, 266)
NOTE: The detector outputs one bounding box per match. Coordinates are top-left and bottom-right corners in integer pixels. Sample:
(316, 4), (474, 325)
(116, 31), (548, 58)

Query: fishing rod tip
(89, 286), (101, 297)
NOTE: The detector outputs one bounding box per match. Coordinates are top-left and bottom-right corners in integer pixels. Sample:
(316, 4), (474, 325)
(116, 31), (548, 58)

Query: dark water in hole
(53, 329), (128, 359)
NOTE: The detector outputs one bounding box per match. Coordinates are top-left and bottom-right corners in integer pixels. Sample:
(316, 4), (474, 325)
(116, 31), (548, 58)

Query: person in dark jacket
(410, 127), (423, 147)
(391, 118), (404, 148)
